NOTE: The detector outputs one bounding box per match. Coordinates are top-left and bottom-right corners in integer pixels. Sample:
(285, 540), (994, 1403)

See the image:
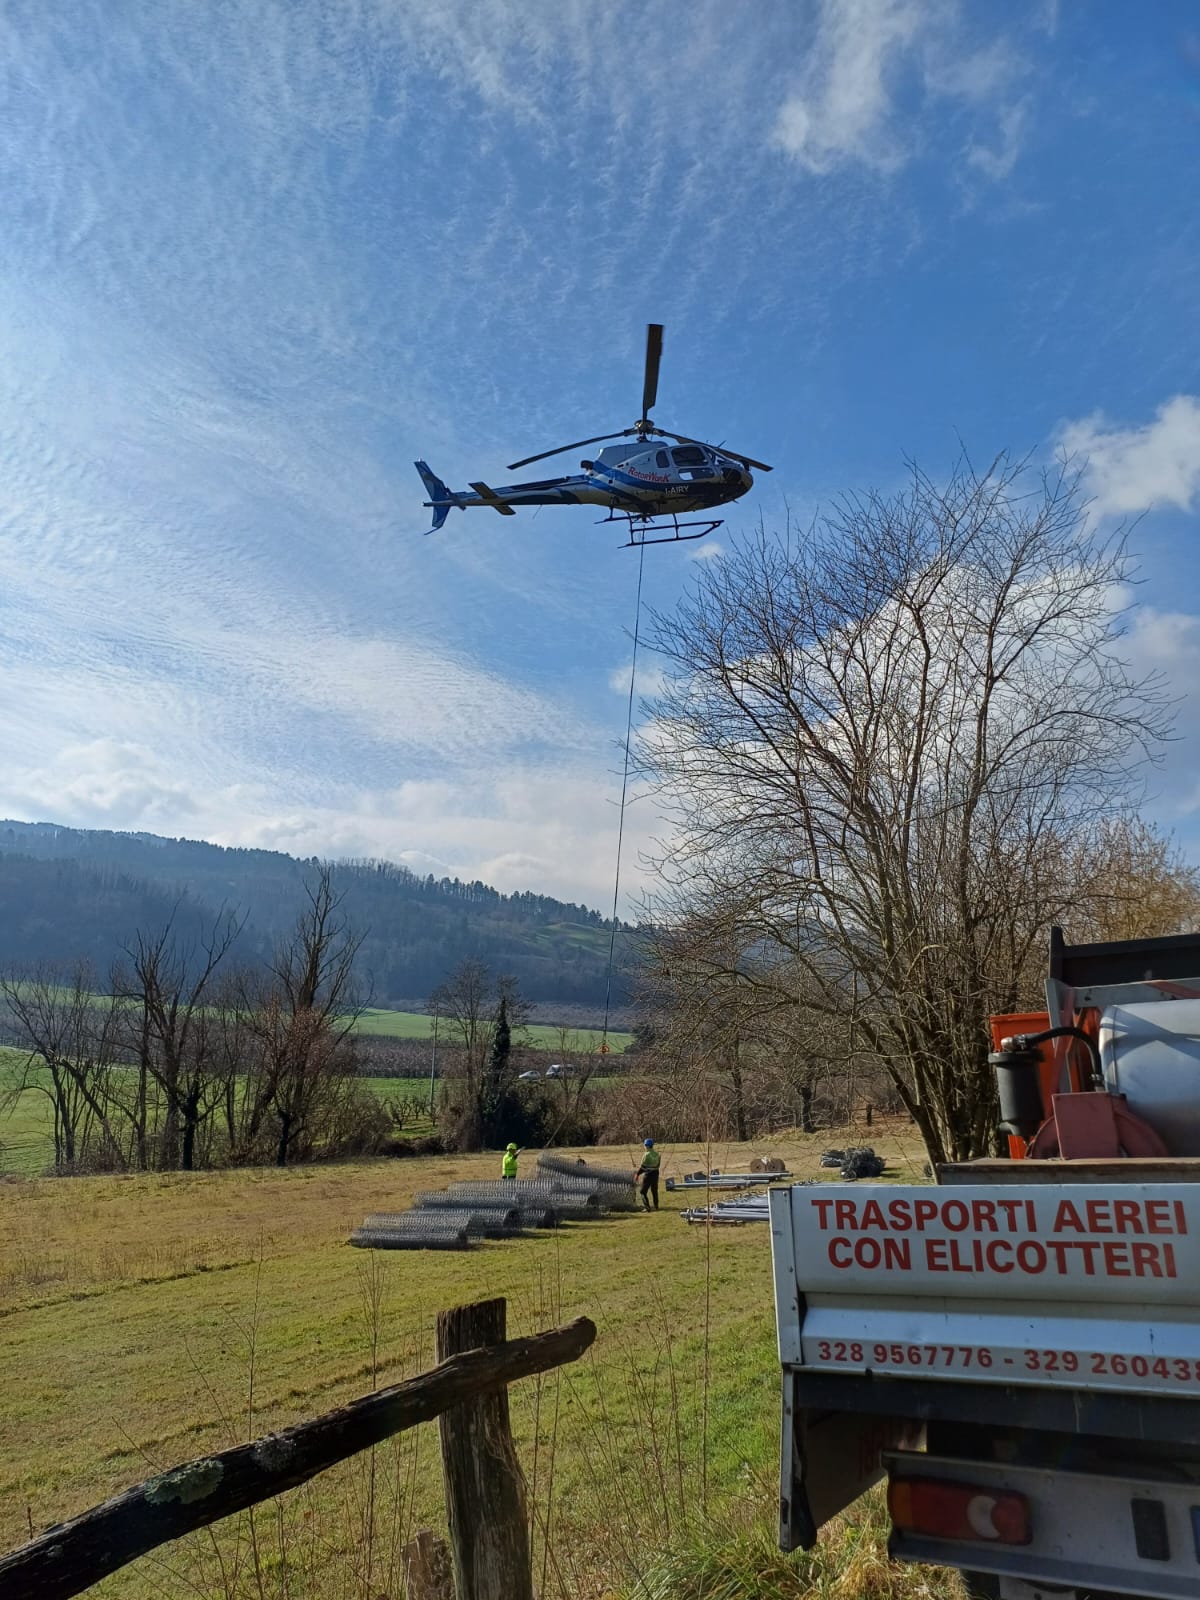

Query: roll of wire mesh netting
(534, 1159), (638, 1213)
(537, 1152), (636, 1188)
(363, 1206), (522, 1238)
(351, 1220), (471, 1250)
(449, 1180), (603, 1218)
(414, 1191), (561, 1228)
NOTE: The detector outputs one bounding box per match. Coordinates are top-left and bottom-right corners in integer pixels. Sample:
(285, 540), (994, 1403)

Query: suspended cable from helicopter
(599, 536), (646, 1055)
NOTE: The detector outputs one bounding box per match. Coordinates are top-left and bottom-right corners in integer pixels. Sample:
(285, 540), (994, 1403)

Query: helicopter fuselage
(416, 440), (753, 530)
(416, 320), (770, 536)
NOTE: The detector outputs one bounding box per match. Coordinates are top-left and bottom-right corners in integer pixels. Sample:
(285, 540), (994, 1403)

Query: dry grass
(0, 1119), (937, 1598)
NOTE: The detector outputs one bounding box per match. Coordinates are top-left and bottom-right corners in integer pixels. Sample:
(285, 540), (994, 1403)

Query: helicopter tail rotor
(414, 460), (457, 533)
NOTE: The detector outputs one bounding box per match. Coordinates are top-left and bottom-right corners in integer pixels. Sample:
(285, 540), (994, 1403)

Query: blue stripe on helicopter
(588, 460), (661, 491)
(589, 459), (725, 503)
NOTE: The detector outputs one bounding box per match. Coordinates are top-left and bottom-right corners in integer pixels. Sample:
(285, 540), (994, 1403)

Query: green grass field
(0, 1058), (631, 1177)
(0, 978), (634, 1053)
(0, 1123), (944, 1599)
(0, 1046), (53, 1177)
(355, 1006), (633, 1051)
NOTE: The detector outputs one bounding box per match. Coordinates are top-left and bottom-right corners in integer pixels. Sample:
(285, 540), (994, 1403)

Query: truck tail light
(888, 1476), (1032, 1546)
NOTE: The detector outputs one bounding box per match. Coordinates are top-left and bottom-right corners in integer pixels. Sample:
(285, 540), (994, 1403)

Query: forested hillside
(0, 821), (634, 1007)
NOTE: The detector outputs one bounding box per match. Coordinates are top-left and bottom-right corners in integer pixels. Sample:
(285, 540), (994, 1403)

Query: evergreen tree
(481, 993), (511, 1143)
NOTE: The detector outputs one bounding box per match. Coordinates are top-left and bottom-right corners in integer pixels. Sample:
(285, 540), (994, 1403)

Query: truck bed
(940, 1157), (1200, 1184)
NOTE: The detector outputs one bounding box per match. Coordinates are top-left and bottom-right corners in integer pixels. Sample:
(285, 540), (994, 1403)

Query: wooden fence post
(437, 1298), (534, 1600)
(403, 1529), (454, 1599)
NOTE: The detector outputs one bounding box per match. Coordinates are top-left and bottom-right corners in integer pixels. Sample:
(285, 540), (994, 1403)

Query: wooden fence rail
(0, 1304), (595, 1600)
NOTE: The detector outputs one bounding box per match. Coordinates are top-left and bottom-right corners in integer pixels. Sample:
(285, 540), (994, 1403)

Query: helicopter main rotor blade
(641, 323), (663, 424)
(652, 425), (773, 473)
(506, 429), (637, 472)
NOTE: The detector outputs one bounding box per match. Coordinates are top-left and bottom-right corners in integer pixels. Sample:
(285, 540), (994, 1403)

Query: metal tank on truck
(769, 925), (1200, 1600)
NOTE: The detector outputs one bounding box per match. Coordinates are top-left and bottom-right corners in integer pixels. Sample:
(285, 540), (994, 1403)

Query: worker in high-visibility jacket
(501, 1142), (521, 1180)
(636, 1138), (661, 1211)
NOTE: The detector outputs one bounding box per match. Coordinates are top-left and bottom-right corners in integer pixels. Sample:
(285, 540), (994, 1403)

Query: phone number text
(809, 1339), (1200, 1382)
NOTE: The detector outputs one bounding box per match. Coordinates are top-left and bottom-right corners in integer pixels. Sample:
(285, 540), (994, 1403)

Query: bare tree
(638, 922), (759, 1139)
(1069, 817), (1200, 941)
(641, 455), (1172, 1166)
(1, 961), (125, 1169)
(542, 1023), (604, 1136)
(113, 908), (243, 1170)
(250, 865), (366, 1166)
(430, 960), (530, 1150)
(638, 911), (843, 1139)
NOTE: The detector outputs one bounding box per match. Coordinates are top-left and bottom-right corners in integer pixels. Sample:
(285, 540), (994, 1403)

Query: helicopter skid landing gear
(605, 512), (724, 549)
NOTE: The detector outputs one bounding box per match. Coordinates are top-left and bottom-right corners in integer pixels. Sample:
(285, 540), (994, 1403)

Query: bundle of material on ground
(680, 1195), (771, 1225)
(362, 1206), (523, 1238)
(537, 1151), (638, 1192)
(413, 1189), (561, 1228)
(449, 1179), (603, 1219)
(533, 1158), (638, 1212)
(350, 1218), (471, 1250)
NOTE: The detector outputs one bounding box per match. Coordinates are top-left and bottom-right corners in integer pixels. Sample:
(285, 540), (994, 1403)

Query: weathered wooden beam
(0, 1313), (595, 1600)
(437, 1299), (534, 1600)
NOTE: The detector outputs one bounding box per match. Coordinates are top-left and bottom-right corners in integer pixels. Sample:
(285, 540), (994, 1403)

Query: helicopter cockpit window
(671, 445), (706, 467)
(656, 450), (669, 468)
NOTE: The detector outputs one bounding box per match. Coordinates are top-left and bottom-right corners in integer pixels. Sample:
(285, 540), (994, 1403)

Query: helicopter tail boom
(414, 460), (459, 532)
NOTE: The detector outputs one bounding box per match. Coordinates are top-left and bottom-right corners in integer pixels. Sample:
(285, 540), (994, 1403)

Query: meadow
(0, 1046), (52, 1176)
(0, 1052), (627, 1177)
(0, 1123), (950, 1599)
(355, 1006), (633, 1052)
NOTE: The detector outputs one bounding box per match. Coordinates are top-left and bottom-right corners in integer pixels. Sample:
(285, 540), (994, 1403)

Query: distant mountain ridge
(0, 820), (634, 1009)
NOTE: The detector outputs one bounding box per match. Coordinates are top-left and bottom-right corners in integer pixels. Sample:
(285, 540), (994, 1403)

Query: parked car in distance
(545, 1063), (564, 1079)
(518, 1070), (541, 1081)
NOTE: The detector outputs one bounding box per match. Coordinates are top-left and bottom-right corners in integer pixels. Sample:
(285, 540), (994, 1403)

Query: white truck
(770, 927), (1200, 1600)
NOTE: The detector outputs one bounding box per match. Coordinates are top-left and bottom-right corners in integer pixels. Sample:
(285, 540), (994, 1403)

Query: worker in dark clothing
(636, 1138), (661, 1211)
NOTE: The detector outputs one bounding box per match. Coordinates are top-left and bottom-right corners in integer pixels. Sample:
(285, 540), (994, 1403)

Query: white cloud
(1122, 607), (1200, 825)
(0, 754), (662, 912)
(607, 660), (668, 697)
(5, 741), (199, 830)
(687, 539), (726, 563)
(772, 0), (1025, 179)
(773, 0), (924, 173)
(1060, 396), (1200, 520)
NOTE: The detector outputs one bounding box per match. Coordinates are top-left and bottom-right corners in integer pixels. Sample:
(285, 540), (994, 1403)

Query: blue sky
(2, 0), (1199, 909)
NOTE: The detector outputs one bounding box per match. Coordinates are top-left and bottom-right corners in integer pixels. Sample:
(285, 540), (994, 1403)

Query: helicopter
(415, 324), (771, 547)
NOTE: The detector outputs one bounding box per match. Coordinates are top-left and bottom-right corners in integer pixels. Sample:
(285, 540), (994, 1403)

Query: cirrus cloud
(772, 0), (1026, 178)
